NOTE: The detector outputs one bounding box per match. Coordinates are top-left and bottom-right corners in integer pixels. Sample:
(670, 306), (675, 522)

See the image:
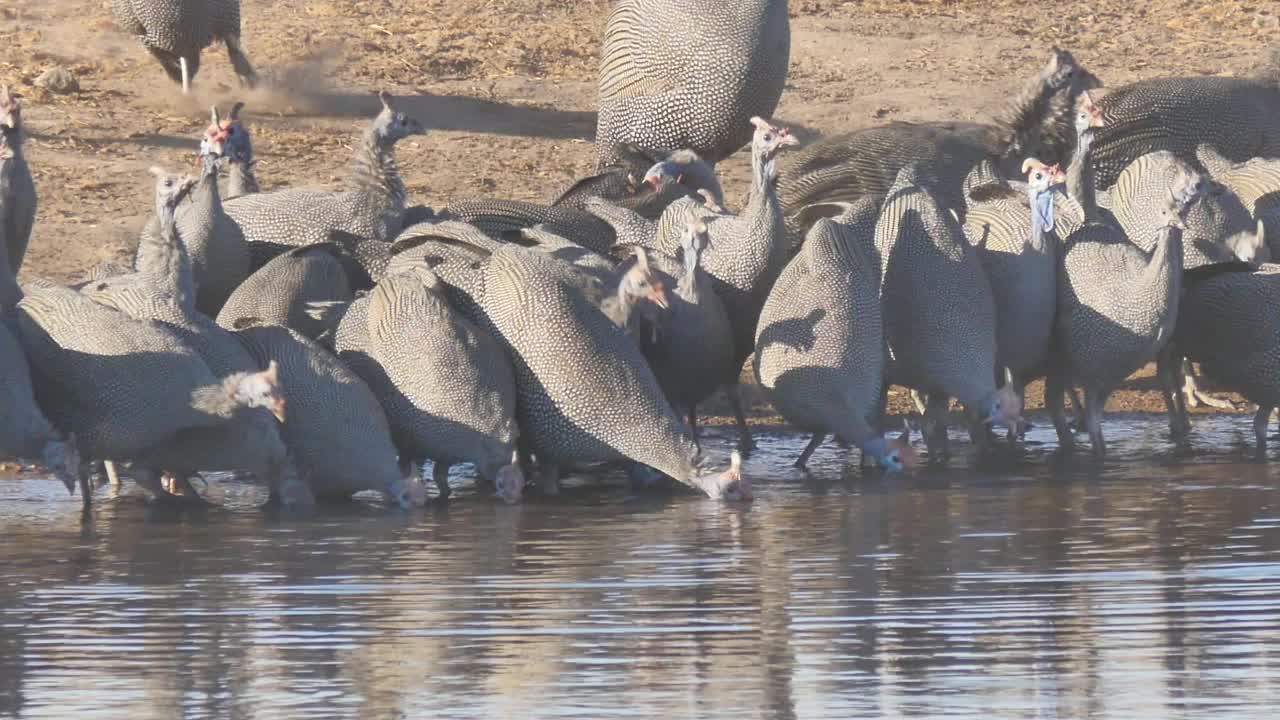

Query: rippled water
(2, 415), (1280, 719)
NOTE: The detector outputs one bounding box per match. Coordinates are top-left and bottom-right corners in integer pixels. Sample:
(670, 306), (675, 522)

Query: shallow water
(2, 415), (1280, 719)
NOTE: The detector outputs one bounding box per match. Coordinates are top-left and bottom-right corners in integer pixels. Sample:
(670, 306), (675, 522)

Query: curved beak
(648, 281), (669, 310)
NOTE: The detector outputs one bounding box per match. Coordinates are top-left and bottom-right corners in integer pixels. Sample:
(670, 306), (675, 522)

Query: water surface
(1, 416), (1279, 719)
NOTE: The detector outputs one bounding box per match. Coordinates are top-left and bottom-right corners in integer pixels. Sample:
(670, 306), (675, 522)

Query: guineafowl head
(749, 116), (800, 160)
(42, 434), (81, 497)
(1074, 91), (1105, 135)
(386, 473), (428, 509)
(372, 91), (425, 144)
(492, 454), (525, 505)
(201, 102), (252, 162)
(149, 166), (197, 213)
(619, 247), (669, 310)
(232, 360), (288, 423)
(680, 214), (711, 261)
(1022, 158), (1066, 194)
(642, 160), (680, 192)
(982, 380), (1024, 430)
(864, 426), (918, 473)
(1222, 219), (1269, 265)
(1044, 48), (1102, 95)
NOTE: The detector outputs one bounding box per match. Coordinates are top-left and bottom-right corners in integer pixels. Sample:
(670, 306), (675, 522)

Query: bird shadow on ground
(254, 90), (597, 141)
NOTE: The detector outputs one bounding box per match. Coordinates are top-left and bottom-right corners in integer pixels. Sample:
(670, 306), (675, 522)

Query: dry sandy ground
(2, 0), (1277, 426)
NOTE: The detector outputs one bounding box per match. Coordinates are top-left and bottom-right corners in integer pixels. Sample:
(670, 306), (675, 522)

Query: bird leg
(1045, 368), (1075, 452)
(1254, 405), (1273, 456)
(1084, 388), (1107, 459)
(224, 34), (258, 89)
(922, 392), (951, 462)
(909, 388), (928, 415)
(688, 405), (701, 456)
(726, 384), (756, 455)
(540, 463), (561, 496)
(1158, 346), (1191, 438)
(794, 433), (825, 471)
(180, 57), (191, 94)
(431, 462), (452, 500)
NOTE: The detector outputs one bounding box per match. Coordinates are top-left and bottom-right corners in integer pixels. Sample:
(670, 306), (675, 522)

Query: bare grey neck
(141, 199), (196, 311)
(1067, 130), (1099, 222)
(228, 159), (259, 197)
(0, 218), (18, 311)
(345, 127), (407, 218)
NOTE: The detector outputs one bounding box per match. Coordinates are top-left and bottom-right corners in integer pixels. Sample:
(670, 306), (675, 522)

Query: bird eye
(764, 133), (773, 142)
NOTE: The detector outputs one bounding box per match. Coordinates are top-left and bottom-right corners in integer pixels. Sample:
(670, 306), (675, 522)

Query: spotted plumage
(224, 93), (423, 254)
(755, 198), (916, 471)
(216, 244), (354, 340)
(1089, 74), (1280, 191)
(1196, 145), (1280, 261)
(779, 49), (1099, 239)
(873, 164), (1019, 458)
(233, 322), (424, 507)
(111, 0), (257, 92)
(1108, 151), (1265, 267)
(594, 0), (790, 168)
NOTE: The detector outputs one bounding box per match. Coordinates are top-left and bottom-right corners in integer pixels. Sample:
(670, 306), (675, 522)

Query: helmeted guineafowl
(755, 197), (917, 471)
(628, 215), (735, 451)
(0, 87), (35, 275)
(778, 48), (1100, 236)
(0, 187), (78, 495)
(229, 319), (426, 508)
(1173, 262), (1280, 451)
(594, 0), (790, 168)
(216, 244), (354, 340)
(132, 108), (250, 317)
(961, 158), (1066, 438)
(332, 265), (524, 503)
(84, 167), (307, 506)
(224, 92), (423, 255)
(1088, 56), (1280, 191)
(1195, 145), (1280, 261)
(873, 164), (1021, 460)
(1051, 187), (1191, 457)
(111, 0), (257, 93)
(1108, 151), (1266, 267)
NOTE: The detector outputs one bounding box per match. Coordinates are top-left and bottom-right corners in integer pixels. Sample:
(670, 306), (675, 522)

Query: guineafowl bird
(0, 179), (78, 495)
(1195, 145), (1280, 261)
(628, 215), (735, 451)
(755, 198), (917, 472)
(225, 92), (424, 254)
(230, 319), (427, 508)
(594, 0), (790, 168)
(555, 146), (723, 214)
(1108, 151), (1266, 267)
(203, 101), (259, 199)
(638, 117), (799, 454)
(779, 48), (1100, 235)
(873, 164), (1021, 460)
(111, 0), (257, 93)
(216, 243), (355, 340)
(961, 158), (1068, 439)
(1051, 187), (1191, 458)
(1172, 262), (1280, 452)
(331, 265), (524, 503)
(129, 108), (250, 317)
(1088, 54), (1280, 191)
(0, 87), (35, 275)
(84, 167), (308, 506)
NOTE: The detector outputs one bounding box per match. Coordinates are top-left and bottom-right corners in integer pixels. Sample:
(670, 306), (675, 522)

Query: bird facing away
(755, 197), (917, 472)
(594, 0), (790, 168)
(111, 0), (258, 93)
